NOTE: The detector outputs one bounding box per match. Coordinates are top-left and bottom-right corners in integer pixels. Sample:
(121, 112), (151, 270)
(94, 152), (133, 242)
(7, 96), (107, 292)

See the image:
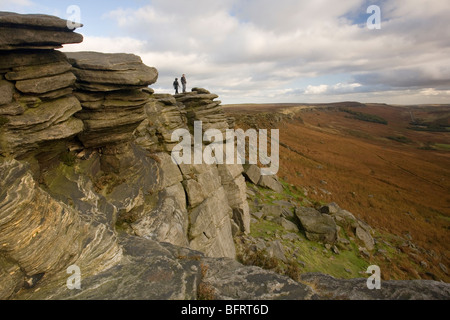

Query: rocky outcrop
(295, 207), (337, 244)
(133, 89), (250, 257)
(1, 11), (449, 301)
(320, 202), (375, 251)
(175, 88), (229, 134)
(0, 13), (83, 159)
(218, 164), (250, 234)
(0, 159), (122, 299)
(65, 52), (158, 148)
(134, 85), (251, 256)
(174, 90), (250, 235)
(135, 93), (188, 152)
(0, 36), (83, 157)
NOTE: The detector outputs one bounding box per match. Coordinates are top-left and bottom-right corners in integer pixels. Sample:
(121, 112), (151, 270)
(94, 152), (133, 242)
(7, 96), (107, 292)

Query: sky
(1, 0), (450, 105)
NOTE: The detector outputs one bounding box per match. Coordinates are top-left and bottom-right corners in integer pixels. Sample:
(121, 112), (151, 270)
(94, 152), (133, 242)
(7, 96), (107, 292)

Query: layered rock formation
(0, 12), (449, 301)
(173, 90), (250, 235)
(0, 15), (84, 158)
(65, 51), (158, 149)
(132, 87), (250, 258)
(0, 12), (82, 50)
(175, 87), (230, 134)
(0, 159), (122, 299)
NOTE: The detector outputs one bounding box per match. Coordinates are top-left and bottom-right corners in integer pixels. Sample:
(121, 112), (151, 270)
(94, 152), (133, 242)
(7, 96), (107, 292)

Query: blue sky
(2, 0), (450, 104)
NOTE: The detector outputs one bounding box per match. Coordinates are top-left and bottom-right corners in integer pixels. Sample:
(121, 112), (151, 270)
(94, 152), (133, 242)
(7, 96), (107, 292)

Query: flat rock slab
(66, 51), (149, 71)
(0, 12), (82, 29)
(243, 164), (261, 185)
(0, 12), (83, 50)
(5, 61), (72, 81)
(0, 50), (68, 69)
(258, 175), (284, 193)
(202, 257), (315, 300)
(300, 273), (450, 300)
(14, 236), (202, 300)
(15, 71), (76, 94)
(65, 52), (158, 91)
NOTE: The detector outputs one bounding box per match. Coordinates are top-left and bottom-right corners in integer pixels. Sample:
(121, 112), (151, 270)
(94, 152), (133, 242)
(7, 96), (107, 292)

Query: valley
(224, 102), (450, 281)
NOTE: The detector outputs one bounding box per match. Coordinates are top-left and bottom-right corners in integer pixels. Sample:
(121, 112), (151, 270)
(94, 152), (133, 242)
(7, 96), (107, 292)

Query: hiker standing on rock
(173, 78), (180, 94)
(181, 74), (187, 93)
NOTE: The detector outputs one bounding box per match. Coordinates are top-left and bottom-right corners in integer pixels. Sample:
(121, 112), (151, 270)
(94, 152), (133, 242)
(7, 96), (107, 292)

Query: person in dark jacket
(173, 78), (180, 94)
(181, 74), (187, 93)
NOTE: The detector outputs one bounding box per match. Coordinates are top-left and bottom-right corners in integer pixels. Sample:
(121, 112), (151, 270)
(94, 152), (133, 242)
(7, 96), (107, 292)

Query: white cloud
(304, 83), (363, 95)
(305, 85), (329, 95)
(49, 0), (450, 103)
(0, 0), (34, 7)
(61, 36), (146, 54)
(0, 0), (34, 12)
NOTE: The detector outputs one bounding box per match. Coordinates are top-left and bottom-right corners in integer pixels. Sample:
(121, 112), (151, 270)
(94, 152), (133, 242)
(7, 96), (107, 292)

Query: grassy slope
(226, 103), (450, 282)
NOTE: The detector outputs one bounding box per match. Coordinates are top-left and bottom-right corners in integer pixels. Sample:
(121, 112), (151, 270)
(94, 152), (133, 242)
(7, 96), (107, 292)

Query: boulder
(261, 204), (287, 218)
(258, 174), (284, 193)
(356, 225), (375, 251)
(295, 207), (337, 244)
(319, 202), (341, 215)
(274, 217), (300, 232)
(192, 87), (210, 94)
(243, 164), (261, 185)
(267, 240), (288, 262)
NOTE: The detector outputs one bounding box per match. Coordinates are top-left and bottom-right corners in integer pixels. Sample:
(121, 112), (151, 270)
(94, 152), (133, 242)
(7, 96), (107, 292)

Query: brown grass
(225, 103), (450, 282)
(197, 263), (216, 300)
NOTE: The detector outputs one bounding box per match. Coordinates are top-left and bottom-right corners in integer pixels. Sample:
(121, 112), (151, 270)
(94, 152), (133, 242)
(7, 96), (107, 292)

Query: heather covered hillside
(225, 103), (450, 282)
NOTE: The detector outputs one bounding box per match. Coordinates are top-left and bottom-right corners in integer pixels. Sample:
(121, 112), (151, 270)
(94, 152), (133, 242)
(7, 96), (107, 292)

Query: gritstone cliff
(0, 12), (448, 300)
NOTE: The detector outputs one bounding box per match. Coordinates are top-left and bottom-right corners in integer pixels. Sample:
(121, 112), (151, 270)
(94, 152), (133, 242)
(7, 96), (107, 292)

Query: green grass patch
(250, 219), (285, 238)
(245, 176), (373, 280)
(60, 151), (77, 167)
(434, 143), (450, 151)
(247, 219), (370, 279)
(0, 116), (9, 127)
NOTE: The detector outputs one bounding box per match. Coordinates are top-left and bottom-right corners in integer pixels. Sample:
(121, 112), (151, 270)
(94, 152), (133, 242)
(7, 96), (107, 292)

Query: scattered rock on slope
(295, 207), (337, 244)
